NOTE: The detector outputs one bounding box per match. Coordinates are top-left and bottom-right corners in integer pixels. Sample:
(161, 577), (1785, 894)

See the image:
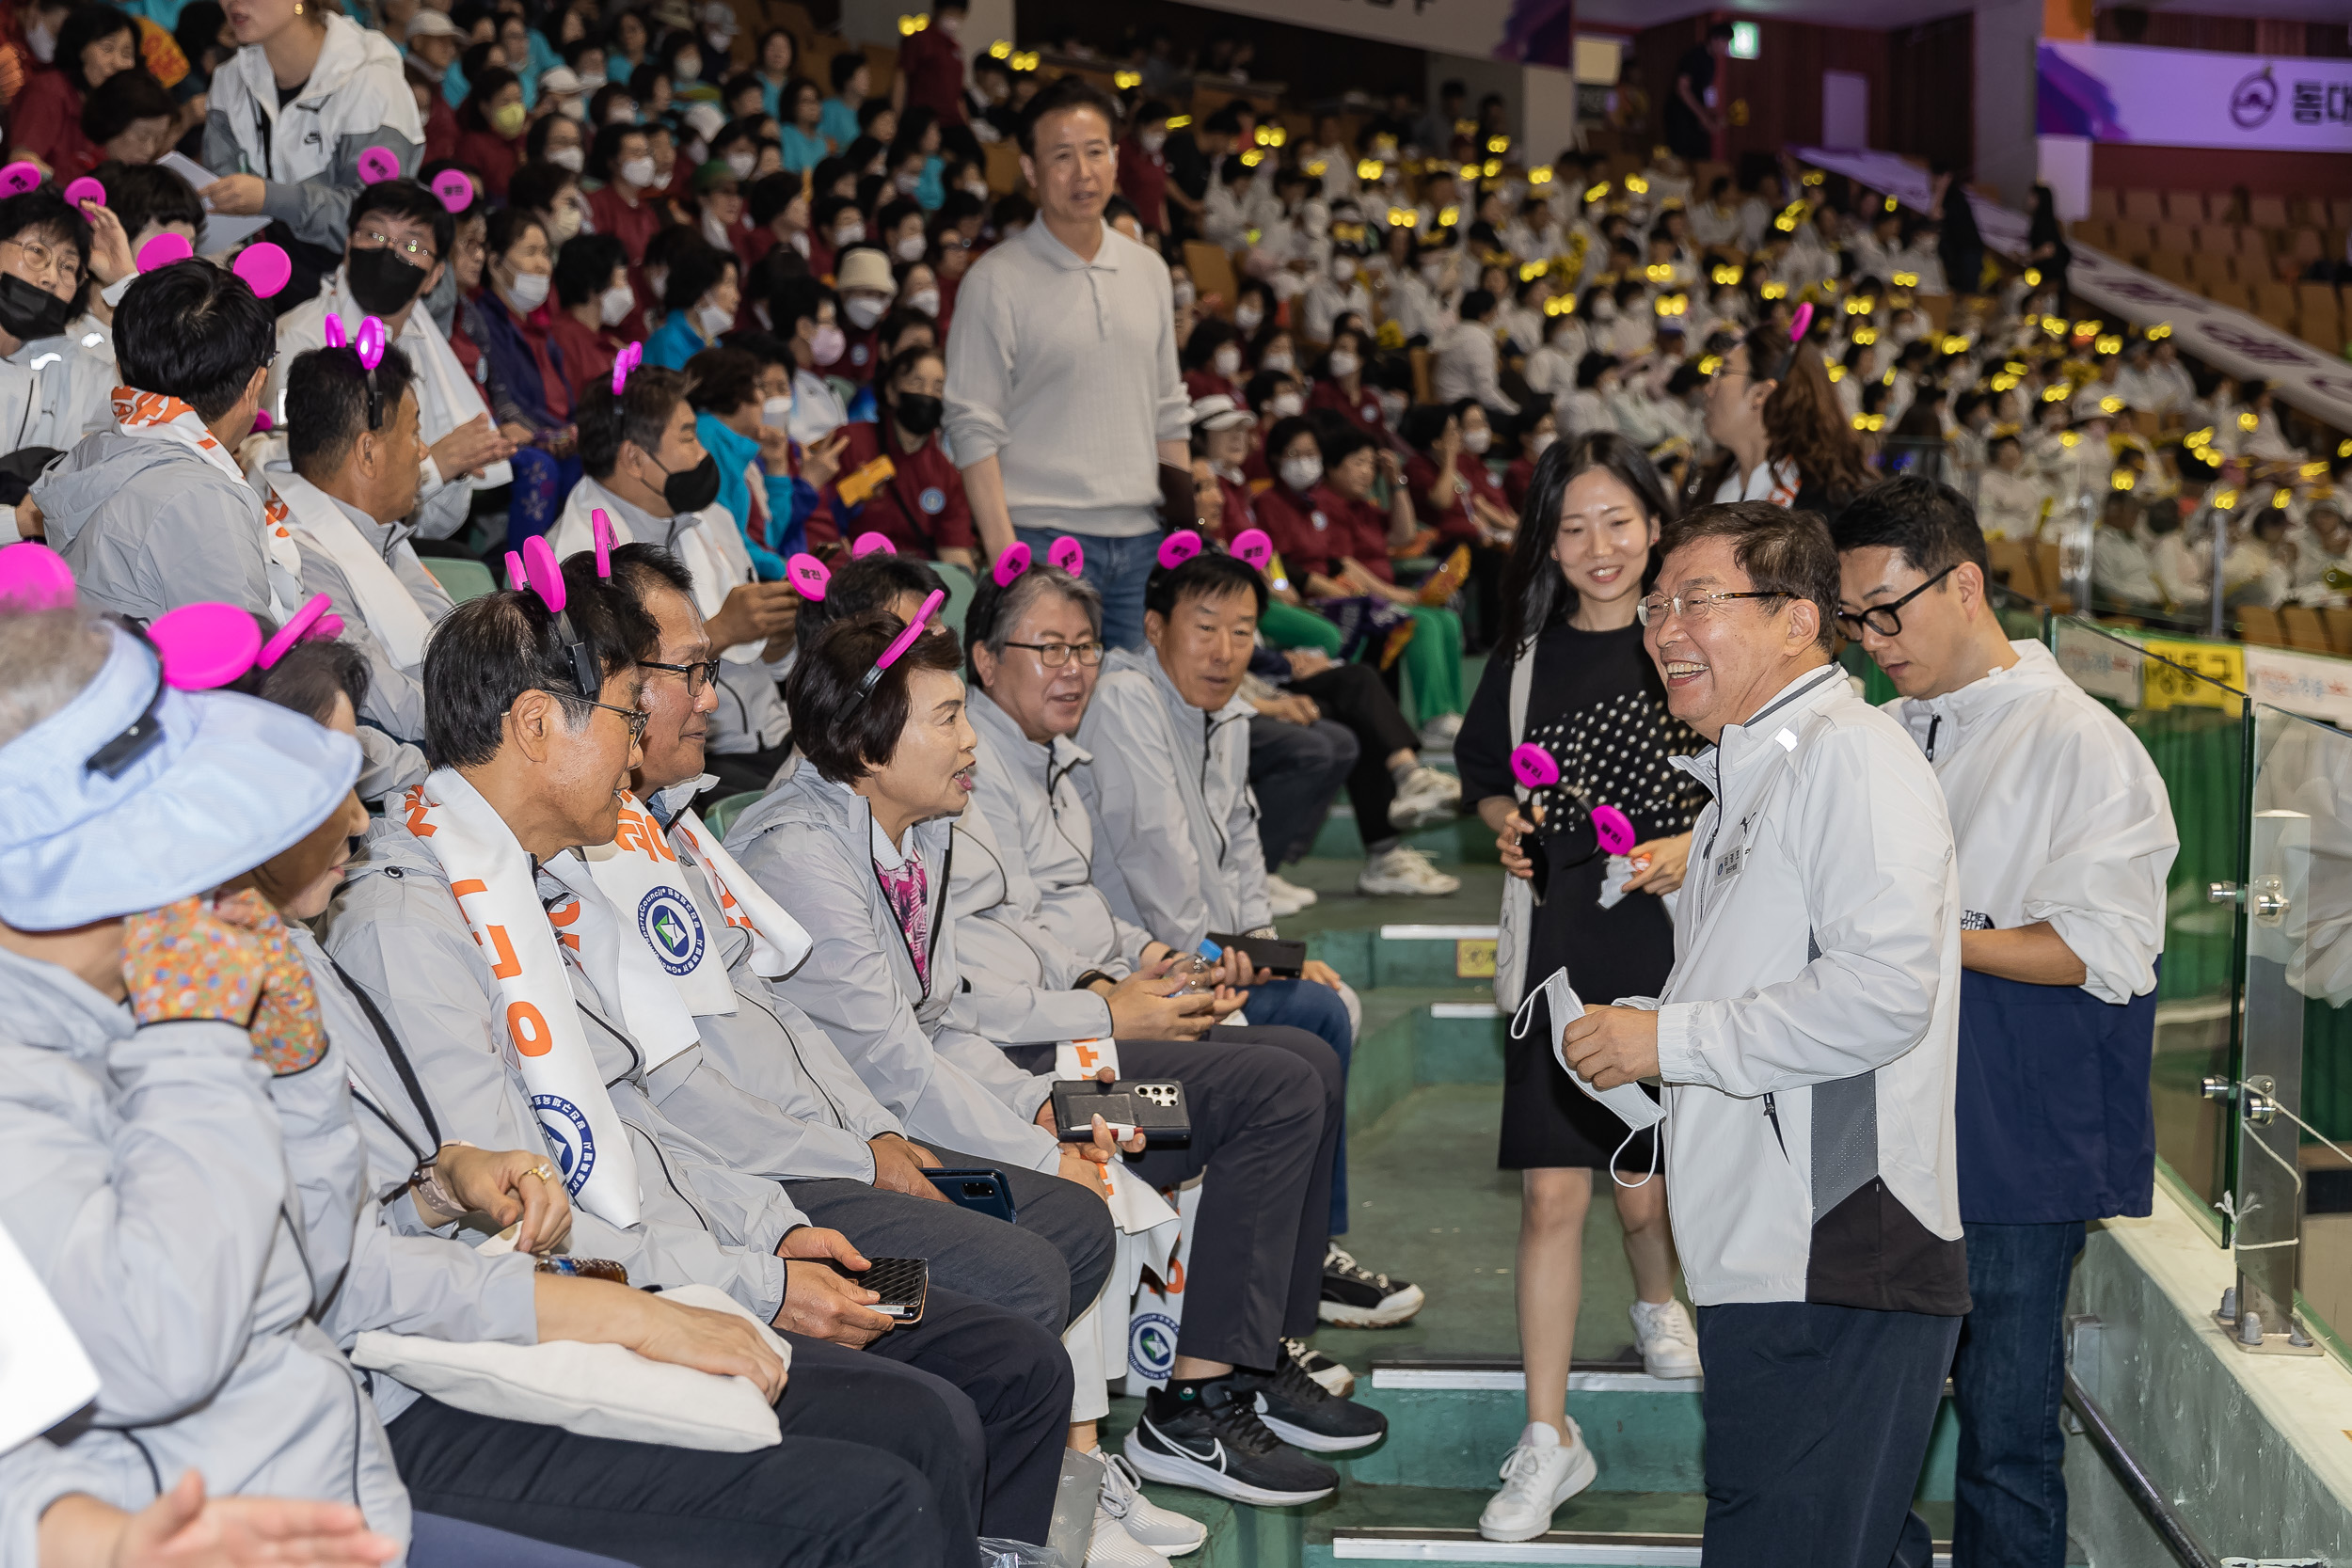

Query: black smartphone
(832, 1256), (929, 1323)
(922, 1167), (1018, 1224)
(1051, 1078), (1192, 1145)
(1206, 932), (1308, 977)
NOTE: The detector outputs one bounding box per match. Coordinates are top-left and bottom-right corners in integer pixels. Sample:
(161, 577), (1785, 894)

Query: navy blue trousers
(1950, 1220), (2085, 1568)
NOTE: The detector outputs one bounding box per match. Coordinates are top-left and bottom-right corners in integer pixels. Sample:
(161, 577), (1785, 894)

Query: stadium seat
(1183, 241), (1241, 315)
(931, 558), (977, 638)
(700, 790), (763, 837)
(2249, 195), (2290, 230)
(422, 557), (498, 603)
(2281, 606), (2332, 655)
(2122, 190), (2163, 222)
(2236, 606), (2287, 648)
(2165, 191), (2208, 224)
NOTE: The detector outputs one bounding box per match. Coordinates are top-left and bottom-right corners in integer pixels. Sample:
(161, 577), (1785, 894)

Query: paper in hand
(157, 150), (272, 253)
(1519, 967), (1665, 1132)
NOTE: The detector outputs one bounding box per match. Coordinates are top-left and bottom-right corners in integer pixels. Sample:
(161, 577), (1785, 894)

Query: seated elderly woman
(0, 591), (947, 1568)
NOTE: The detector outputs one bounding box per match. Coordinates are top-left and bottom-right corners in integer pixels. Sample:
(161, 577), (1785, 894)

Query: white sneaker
(1098, 1452), (1207, 1557)
(1418, 712), (1464, 749)
(1087, 1507), (1168, 1567)
(1283, 1336), (1356, 1398)
(1358, 845), (1462, 896)
(1477, 1420), (1598, 1543)
(1265, 873), (1318, 914)
(1629, 1298), (1702, 1379)
(1388, 765), (1463, 832)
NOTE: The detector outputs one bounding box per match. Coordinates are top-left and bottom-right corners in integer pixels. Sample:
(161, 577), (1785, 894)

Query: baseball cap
(1190, 393), (1254, 433)
(405, 10), (458, 39)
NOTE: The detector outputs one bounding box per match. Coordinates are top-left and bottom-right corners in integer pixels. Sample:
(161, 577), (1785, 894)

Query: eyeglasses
(357, 228), (441, 269)
(536, 689), (649, 742)
(1834, 562), (1958, 641)
(1, 234), (74, 288)
(640, 656), (723, 694)
(1636, 588), (1788, 627)
(1001, 640), (1104, 668)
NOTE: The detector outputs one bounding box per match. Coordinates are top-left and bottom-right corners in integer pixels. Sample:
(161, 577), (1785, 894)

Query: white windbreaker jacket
(1617, 665), (1970, 1311)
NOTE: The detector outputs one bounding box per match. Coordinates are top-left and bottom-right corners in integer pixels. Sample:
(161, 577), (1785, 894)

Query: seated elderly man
(0, 594), (934, 1565)
(323, 565), (1073, 1550)
(0, 187), (116, 546)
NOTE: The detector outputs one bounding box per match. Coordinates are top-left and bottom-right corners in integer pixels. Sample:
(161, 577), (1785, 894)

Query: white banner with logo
(2039, 40), (2352, 155)
(1794, 145), (2352, 436)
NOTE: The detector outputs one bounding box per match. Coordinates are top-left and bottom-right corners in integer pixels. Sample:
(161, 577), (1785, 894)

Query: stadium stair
(1098, 859), (1975, 1567)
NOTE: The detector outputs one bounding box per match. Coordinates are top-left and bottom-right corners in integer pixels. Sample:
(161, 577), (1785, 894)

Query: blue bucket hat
(0, 625), (362, 930)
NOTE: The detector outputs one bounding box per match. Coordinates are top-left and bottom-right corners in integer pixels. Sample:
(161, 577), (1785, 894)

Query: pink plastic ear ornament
(62, 176), (103, 210)
(591, 509), (615, 578)
(610, 341), (643, 395)
(1230, 528), (1273, 571)
(356, 148), (401, 184)
(522, 535), (565, 612)
(149, 602), (262, 691)
(851, 531), (897, 558)
(787, 552), (830, 599)
(1508, 743), (1559, 791)
(504, 550), (527, 592)
(991, 541), (1031, 587)
(0, 540), (75, 610)
(0, 162), (40, 196)
(232, 243), (292, 299)
(866, 589), (946, 685)
(1047, 536), (1084, 575)
(135, 231), (194, 272)
(248, 408), (273, 433)
(322, 316), (347, 350)
(1591, 804), (1637, 857)
(1157, 530), (1202, 570)
(431, 169), (475, 214)
(1788, 301), (1814, 342)
(257, 594), (342, 670)
(355, 315), (388, 370)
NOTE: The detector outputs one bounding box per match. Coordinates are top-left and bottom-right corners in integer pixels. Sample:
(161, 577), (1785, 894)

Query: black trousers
(1291, 661), (1424, 849)
(1012, 1026), (1343, 1368)
(1248, 713), (1357, 868)
(786, 1148), (1119, 1333)
(1695, 1301), (1962, 1568)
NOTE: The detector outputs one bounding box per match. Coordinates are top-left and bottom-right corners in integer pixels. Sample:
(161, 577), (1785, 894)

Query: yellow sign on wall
(2140, 639), (2246, 714)
(1455, 939), (1498, 979)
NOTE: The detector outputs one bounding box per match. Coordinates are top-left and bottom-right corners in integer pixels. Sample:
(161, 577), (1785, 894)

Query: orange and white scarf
(113, 387), (301, 617)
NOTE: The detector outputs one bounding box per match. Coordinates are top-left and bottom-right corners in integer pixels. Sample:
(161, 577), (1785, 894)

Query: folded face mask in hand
(1510, 966), (1663, 1188)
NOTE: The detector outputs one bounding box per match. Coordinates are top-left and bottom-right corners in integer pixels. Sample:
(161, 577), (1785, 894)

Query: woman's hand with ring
(436, 1145), (575, 1255)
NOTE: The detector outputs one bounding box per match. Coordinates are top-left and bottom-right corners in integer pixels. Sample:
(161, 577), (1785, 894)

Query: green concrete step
(1327, 987), (1505, 1135)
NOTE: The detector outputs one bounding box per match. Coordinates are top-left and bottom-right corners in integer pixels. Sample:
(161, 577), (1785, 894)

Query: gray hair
(969, 564), (1102, 685)
(0, 607), (113, 750)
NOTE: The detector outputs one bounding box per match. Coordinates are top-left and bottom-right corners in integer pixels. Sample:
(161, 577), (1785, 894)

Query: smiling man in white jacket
(1834, 476), (2176, 1568)
(1561, 499), (1968, 1568)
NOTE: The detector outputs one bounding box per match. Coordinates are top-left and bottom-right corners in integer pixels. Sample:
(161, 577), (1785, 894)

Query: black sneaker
(1318, 1243), (1426, 1328)
(1122, 1378), (1339, 1506)
(1234, 1349), (1389, 1453)
(1284, 1336), (1355, 1397)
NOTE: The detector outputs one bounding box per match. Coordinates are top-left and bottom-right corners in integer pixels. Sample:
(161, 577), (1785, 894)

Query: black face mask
(347, 245), (427, 315)
(661, 451), (722, 514)
(0, 272), (72, 342)
(893, 391), (944, 438)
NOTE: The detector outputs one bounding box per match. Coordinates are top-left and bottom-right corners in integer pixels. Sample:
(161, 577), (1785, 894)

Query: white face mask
(675, 55), (702, 82)
(762, 394), (790, 425)
(1528, 431), (1555, 458)
(810, 322), (845, 362)
(1141, 130), (1167, 153)
(936, 12), (960, 36)
(962, 179), (989, 201)
(546, 202), (582, 244)
(727, 150), (756, 180)
(1592, 299), (1618, 323)
(1261, 350), (1293, 375)
(1303, 204), (1330, 236)
(505, 269), (552, 310)
(907, 287), (940, 317)
(1233, 303), (1263, 333)
(1327, 350), (1360, 379)
(598, 281), (635, 325)
(1461, 426), (1491, 455)
(25, 20), (53, 61)
(1329, 256), (1355, 283)
(644, 266), (668, 301)
(834, 220), (866, 246)
(576, 70), (607, 91)
(548, 145), (585, 172)
(1280, 454), (1324, 491)
(1377, 390), (1407, 425)
(619, 155), (657, 189)
(895, 233), (926, 262)
(559, 96), (588, 121)
(844, 294), (887, 329)
(1213, 343), (1242, 378)
(1170, 279), (1196, 309)
(697, 300), (734, 338)
(701, 213), (731, 249)
(894, 170), (921, 195)
(1269, 390), (1304, 419)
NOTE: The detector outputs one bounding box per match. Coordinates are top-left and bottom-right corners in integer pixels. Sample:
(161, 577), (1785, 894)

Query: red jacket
(1183, 368), (1245, 406)
(1405, 448), (1512, 544)
(454, 126), (522, 198)
(1210, 472), (1256, 544)
(1504, 456), (1537, 511)
(549, 310), (621, 405)
(11, 70), (96, 177)
(815, 419), (972, 555)
(1117, 137), (1168, 233)
(837, 317), (882, 382)
(1254, 480), (1392, 585)
(1310, 377), (1384, 440)
(421, 96), (458, 166)
(587, 184), (665, 263)
(897, 25), (965, 126)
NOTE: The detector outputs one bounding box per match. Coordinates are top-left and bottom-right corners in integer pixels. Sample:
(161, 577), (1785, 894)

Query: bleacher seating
(2072, 187), (2349, 350)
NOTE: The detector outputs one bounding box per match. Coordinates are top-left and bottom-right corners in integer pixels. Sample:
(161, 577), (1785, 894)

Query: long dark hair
(1692, 321), (1868, 510)
(1496, 431), (1676, 656)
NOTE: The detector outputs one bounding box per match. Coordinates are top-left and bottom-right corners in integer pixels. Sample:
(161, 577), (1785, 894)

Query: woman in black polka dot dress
(1454, 432), (1710, 1531)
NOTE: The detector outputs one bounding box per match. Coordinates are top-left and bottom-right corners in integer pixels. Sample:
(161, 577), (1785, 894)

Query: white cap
(681, 102), (726, 142)
(537, 65), (581, 97)
(405, 9), (458, 38)
(1190, 393), (1255, 432)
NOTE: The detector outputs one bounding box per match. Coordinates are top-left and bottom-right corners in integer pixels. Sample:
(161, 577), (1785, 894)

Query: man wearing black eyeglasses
(1834, 475), (2176, 1568)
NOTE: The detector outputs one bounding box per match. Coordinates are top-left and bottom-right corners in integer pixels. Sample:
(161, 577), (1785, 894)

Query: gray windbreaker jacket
(37, 431), (295, 623)
(281, 484), (453, 745)
(203, 14), (423, 253)
(325, 818), (799, 1320)
(726, 762), (1064, 1170)
(1073, 646), (1272, 948)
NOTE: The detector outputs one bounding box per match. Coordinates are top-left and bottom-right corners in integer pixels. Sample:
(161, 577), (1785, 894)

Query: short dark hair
(0, 189), (88, 312)
(829, 49), (867, 90)
(1830, 474), (1987, 579)
(114, 259), (276, 420)
(505, 160), (577, 222)
(662, 240), (735, 313)
(684, 344), (759, 415)
(422, 578), (655, 768)
(483, 204), (546, 266)
(1314, 420), (1377, 468)
(1657, 500), (1841, 653)
(286, 340), (418, 478)
(966, 562), (1101, 683)
(56, 3), (134, 92)
(349, 177), (457, 264)
(786, 610), (962, 784)
(79, 66), (172, 143)
(795, 553), (946, 646)
(1017, 75), (1119, 156)
(577, 366), (688, 481)
(590, 540), (695, 620)
(1145, 549), (1267, 623)
(553, 230), (628, 308)
(771, 274), (835, 338)
(87, 159), (201, 242)
(747, 169), (801, 227)
(588, 119), (648, 182)
(255, 636), (370, 725)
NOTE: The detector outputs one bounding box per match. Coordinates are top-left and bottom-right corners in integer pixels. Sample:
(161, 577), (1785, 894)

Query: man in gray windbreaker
(324, 574), (1072, 1548)
(1560, 501), (1967, 1568)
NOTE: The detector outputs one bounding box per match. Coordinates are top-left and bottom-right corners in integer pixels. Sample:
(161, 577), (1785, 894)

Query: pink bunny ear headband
(126, 229), (294, 300)
(511, 519), (619, 698)
(1155, 528), (1277, 577)
(857, 588), (946, 700)
(322, 314), (391, 428)
(989, 535), (1087, 589)
(1506, 741), (1635, 854)
(357, 149), (472, 214)
(612, 341), (644, 396)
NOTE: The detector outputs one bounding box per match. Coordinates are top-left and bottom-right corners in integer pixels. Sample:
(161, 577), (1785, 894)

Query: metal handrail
(2063, 1370), (2226, 1568)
